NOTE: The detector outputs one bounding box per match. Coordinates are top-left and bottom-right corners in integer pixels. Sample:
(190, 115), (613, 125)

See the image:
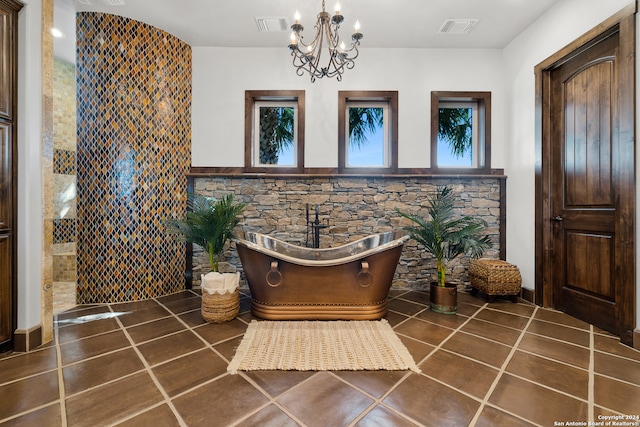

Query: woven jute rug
(227, 319), (421, 374)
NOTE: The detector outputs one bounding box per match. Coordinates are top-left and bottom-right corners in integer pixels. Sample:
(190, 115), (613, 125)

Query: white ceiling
(54, 0), (561, 62)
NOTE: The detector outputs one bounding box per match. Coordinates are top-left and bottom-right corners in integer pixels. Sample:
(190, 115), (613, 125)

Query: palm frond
(438, 108), (472, 158)
(348, 107), (384, 148)
(164, 193), (246, 271)
(396, 186), (492, 285)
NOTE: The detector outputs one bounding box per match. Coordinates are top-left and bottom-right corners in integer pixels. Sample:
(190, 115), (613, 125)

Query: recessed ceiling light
(51, 28), (64, 38)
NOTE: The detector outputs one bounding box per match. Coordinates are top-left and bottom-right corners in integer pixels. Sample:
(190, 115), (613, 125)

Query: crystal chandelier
(288, 0), (363, 82)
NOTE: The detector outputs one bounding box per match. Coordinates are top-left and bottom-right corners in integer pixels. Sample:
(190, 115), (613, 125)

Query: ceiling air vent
(255, 17), (290, 33)
(437, 19), (479, 35)
(102, 0), (126, 5)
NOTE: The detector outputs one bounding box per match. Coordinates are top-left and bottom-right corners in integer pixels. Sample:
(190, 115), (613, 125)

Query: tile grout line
(348, 301), (491, 426)
(139, 296), (267, 409)
(150, 296), (248, 366)
(481, 402), (545, 426)
(226, 371), (310, 427)
(331, 370), (428, 427)
(107, 303), (189, 427)
(500, 370), (589, 403)
(468, 305), (541, 427)
(416, 370), (542, 427)
(589, 324), (595, 423)
(523, 329), (591, 350)
(411, 302), (489, 367)
(54, 314), (69, 426)
(352, 299), (496, 426)
(153, 295), (247, 350)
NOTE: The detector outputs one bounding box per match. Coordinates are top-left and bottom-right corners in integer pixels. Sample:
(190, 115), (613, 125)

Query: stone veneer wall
(75, 13), (192, 303)
(192, 176), (503, 289)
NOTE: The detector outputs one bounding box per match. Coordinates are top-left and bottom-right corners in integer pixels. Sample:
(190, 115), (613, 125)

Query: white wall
(17, 0), (44, 329)
(192, 47), (506, 169)
(502, 0), (635, 317)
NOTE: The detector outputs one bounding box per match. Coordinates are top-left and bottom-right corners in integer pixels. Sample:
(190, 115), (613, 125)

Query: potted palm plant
(165, 193), (246, 322)
(165, 193), (245, 272)
(397, 186), (492, 314)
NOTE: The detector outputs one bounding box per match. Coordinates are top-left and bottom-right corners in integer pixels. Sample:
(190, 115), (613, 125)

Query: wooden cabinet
(0, 0), (23, 353)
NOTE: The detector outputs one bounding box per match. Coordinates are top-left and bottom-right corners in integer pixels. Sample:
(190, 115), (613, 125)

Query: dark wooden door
(0, 0), (21, 352)
(549, 30), (624, 335)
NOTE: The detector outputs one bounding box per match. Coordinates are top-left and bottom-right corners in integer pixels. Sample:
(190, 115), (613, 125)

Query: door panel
(565, 231), (613, 298)
(0, 234), (12, 346)
(563, 62), (614, 208)
(550, 32), (620, 334)
(0, 121), (10, 231)
(0, 8), (11, 120)
(0, 6), (13, 349)
(0, 120), (12, 349)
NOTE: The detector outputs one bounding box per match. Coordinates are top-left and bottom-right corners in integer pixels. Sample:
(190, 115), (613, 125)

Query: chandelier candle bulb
(294, 10), (300, 24)
(335, 2), (340, 14)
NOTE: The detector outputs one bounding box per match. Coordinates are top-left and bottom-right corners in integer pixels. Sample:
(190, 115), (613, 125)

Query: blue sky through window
(347, 125), (473, 167)
(348, 125), (384, 166)
(278, 144), (294, 165)
(347, 106), (385, 167)
(437, 137), (472, 167)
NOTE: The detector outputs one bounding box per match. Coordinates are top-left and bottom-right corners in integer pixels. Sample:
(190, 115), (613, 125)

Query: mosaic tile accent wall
(54, 149), (76, 175)
(53, 219), (76, 244)
(76, 13), (191, 303)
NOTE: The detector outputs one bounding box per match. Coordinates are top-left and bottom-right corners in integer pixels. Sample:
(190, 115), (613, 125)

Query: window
(431, 91), (491, 171)
(245, 90), (305, 172)
(338, 91), (398, 172)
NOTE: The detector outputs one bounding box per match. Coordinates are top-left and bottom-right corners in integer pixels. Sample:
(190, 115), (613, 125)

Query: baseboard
(520, 287), (535, 304)
(13, 324), (42, 353)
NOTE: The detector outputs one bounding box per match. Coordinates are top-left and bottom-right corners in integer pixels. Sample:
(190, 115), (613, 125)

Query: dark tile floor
(1, 289), (640, 427)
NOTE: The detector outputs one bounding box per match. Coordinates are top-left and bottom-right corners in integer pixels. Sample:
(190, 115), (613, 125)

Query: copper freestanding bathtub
(234, 231), (409, 320)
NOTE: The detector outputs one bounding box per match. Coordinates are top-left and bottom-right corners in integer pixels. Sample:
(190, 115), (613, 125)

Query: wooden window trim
(431, 91), (492, 174)
(244, 90), (305, 173)
(338, 91), (398, 174)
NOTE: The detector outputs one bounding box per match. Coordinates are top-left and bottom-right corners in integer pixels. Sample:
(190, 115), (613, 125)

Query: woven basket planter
(469, 259), (522, 302)
(201, 288), (240, 323)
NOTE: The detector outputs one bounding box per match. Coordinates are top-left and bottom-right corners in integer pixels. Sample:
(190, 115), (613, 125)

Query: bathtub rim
(233, 231), (409, 267)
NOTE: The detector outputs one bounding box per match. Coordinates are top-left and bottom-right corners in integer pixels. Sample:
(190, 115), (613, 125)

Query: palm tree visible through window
(346, 106), (386, 167)
(432, 91), (490, 170)
(258, 106), (387, 166)
(348, 107), (384, 147)
(438, 107), (472, 160)
(258, 106), (474, 166)
(258, 106), (295, 165)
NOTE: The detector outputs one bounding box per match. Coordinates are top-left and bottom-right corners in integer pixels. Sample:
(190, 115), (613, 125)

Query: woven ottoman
(469, 259), (522, 302)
